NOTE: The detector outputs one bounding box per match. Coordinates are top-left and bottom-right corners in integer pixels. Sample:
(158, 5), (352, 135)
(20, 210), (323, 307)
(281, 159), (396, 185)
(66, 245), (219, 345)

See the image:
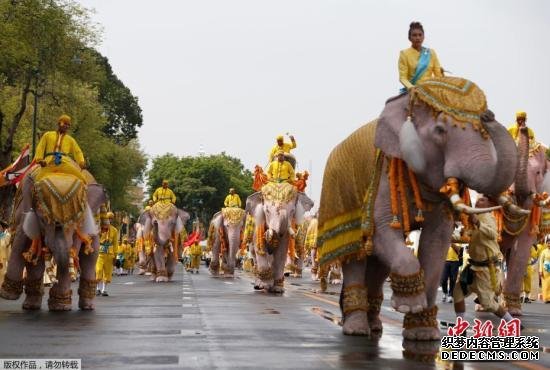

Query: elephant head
(141, 203), (190, 249)
(246, 182), (314, 243)
(375, 78), (518, 212)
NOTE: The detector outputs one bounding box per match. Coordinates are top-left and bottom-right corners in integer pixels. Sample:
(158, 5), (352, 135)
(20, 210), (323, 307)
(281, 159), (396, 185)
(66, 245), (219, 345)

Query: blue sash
(99, 242), (111, 254)
(400, 47), (431, 93)
(545, 261), (550, 273)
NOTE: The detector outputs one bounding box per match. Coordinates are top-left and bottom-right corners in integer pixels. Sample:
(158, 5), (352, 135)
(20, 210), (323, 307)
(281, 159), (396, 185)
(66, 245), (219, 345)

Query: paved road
(0, 263), (548, 370)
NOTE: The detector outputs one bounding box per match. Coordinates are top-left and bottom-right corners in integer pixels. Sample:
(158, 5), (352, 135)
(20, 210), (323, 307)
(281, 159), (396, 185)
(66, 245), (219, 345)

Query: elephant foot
(145, 271), (152, 276)
(156, 276), (169, 283)
(267, 277), (284, 294)
(330, 279), (342, 285)
(224, 274), (234, 278)
(402, 306), (440, 341)
(48, 289), (72, 311)
(137, 269), (146, 275)
(389, 270), (427, 313)
(253, 279), (265, 290)
(367, 295), (384, 333)
(78, 278), (97, 311)
(504, 292), (523, 317)
(22, 278), (44, 310)
(0, 276), (24, 300)
(342, 311), (370, 336)
(22, 295), (43, 310)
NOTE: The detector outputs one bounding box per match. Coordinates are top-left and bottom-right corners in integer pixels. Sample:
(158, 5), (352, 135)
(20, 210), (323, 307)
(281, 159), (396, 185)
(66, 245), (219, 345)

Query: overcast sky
(78, 0), (550, 207)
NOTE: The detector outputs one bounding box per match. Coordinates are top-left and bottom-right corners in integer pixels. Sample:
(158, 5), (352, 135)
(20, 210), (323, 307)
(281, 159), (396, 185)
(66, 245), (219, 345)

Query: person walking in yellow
(189, 242), (202, 274)
(539, 237), (550, 303)
(522, 244), (542, 303)
(269, 134), (296, 162)
(398, 22), (443, 92)
(33, 114), (87, 183)
(224, 188), (242, 208)
(440, 244), (461, 303)
(507, 111), (535, 142)
(96, 211), (118, 296)
(267, 151), (295, 183)
(152, 180), (176, 204)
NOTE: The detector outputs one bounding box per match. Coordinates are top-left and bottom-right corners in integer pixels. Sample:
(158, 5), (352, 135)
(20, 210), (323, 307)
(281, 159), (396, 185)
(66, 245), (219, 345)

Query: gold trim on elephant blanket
(261, 182), (297, 205)
(413, 77), (488, 138)
(33, 173), (87, 226)
(221, 207), (245, 226)
(150, 202), (176, 221)
(317, 120), (378, 267)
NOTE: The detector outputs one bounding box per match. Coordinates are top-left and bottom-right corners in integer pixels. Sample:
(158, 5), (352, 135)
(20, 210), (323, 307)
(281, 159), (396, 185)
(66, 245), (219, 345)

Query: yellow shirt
(153, 187), (176, 204)
(446, 245), (460, 262)
(398, 47), (443, 90)
(99, 225), (119, 258)
(540, 247), (550, 274)
(190, 243), (202, 256)
(507, 125), (535, 141)
(269, 141), (296, 162)
(267, 160), (295, 182)
(224, 194), (242, 208)
(34, 131), (85, 167)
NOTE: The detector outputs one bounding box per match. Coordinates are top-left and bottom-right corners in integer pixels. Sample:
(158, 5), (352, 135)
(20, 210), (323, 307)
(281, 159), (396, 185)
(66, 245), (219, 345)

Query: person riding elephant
(317, 76), (519, 340)
(267, 151), (295, 184)
(224, 188), (242, 208)
(208, 207), (246, 277)
(246, 181), (314, 293)
(0, 166), (106, 311)
(269, 134), (296, 163)
(139, 201), (190, 282)
(152, 180), (176, 204)
(33, 114), (88, 184)
(497, 117), (550, 315)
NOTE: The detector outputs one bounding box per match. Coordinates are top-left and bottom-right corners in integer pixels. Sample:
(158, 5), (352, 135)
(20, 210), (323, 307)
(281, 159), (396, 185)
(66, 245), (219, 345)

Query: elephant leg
(22, 260), (45, 310)
(209, 239), (221, 276)
(365, 255), (390, 333)
(341, 258), (369, 336)
(137, 250), (146, 275)
(254, 244), (273, 290)
(269, 237), (289, 294)
(154, 248), (168, 282)
(403, 209), (453, 341)
(0, 230), (30, 300)
(48, 269), (72, 311)
(167, 253), (176, 280)
(78, 238), (98, 310)
(502, 231), (534, 316)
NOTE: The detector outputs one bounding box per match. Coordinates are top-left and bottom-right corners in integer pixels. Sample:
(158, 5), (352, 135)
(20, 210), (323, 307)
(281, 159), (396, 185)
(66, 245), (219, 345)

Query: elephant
(499, 127), (550, 315)
(139, 202), (190, 282)
(0, 169), (107, 311)
(316, 77), (519, 340)
(208, 207), (246, 277)
(246, 181), (314, 293)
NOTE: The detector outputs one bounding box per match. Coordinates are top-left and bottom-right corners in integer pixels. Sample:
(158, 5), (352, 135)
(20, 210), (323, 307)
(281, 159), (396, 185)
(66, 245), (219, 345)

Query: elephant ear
(139, 211), (152, 235)
(177, 209), (190, 224)
(374, 94), (409, 158)
(245, 192), (263, 214)
(296, 193), (314, 224)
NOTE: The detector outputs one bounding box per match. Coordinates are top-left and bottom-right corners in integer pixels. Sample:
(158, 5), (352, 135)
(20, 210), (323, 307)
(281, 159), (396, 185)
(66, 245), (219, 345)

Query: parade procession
(0, 1), (549, 369)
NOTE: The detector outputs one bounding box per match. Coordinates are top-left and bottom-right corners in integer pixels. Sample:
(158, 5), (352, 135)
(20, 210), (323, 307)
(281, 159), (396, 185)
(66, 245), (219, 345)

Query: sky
(78, 0), (550, 207)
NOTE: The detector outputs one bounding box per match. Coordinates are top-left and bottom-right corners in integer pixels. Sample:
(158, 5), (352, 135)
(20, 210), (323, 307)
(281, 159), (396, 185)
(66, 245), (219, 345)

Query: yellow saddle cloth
(33, 172), (87, 226)
(221, 207), (245, 226)
(151, 202), (176, 221)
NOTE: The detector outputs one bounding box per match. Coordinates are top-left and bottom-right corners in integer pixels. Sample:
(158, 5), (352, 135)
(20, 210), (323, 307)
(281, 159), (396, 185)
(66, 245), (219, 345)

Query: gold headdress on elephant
(410, 77), (489, 138)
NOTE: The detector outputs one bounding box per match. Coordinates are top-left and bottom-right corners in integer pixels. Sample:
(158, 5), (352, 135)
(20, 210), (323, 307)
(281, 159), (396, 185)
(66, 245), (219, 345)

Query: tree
(147, 153), (254, 223)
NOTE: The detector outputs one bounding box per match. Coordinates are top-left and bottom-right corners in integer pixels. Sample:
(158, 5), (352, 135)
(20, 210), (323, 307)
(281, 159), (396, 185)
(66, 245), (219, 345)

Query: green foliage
(0, 0), (147, 215)
(147, 153), (254, 223)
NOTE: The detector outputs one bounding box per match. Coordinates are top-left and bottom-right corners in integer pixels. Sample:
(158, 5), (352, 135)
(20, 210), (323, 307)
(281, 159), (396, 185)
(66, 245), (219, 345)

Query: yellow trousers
(96, 254), (114, 283)
(453, 266), (502, 313)
(190, 255), (201, 269)
(543, 270), (550, 302)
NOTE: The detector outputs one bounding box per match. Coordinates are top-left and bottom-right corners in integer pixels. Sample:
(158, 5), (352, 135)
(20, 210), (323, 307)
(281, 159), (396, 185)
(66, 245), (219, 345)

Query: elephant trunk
(50, 226), (70, 274)
(153, 221), (163, 246)
(480, 118), (519, 196)
(514, 127), (530, 200)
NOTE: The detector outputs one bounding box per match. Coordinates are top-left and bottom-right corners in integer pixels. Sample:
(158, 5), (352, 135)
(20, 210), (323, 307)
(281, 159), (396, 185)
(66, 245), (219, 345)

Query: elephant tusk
(449, 194), (502, 214)
(288, 226), (296, 238)
(497, 195), (531, 215)
(538, 198), (550, 207)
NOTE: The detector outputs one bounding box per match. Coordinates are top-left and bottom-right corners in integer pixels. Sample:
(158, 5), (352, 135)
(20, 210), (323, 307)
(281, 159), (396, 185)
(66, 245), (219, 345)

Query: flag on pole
(2, 144), (36, 186)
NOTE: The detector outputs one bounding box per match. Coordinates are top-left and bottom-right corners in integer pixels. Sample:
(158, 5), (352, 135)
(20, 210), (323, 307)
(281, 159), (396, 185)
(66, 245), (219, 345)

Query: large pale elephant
(246, 182), (314, 293)
(139, 202), (190, 282)
(0, 169), (107, 311)
(208, 207), (246, 278)
(316, 77), (519, 340)
(499, 128), (550, 315)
